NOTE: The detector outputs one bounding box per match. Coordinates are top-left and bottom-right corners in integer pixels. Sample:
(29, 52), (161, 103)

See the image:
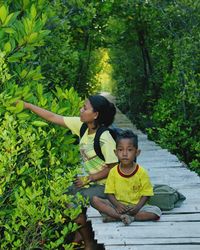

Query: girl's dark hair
(88, 95), (116, 127)
(116, 129), (138, 149)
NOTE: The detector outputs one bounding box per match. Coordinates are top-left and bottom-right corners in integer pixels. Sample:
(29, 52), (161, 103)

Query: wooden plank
(138, 152), (179, 159)
(137, 161), (183, 168)
(139, 149), (178, 155)
(97, 236), (200, 246)
(165, 183), (200, 191)
(149, 174), (199, 180)
(149, 178), (200, 186)
(147, 169), (199, 177)
(89, 213), (200, 223)
(92, 222), (200, 238)
(163, 205), (200, 214)
(105, 245), (200, 250)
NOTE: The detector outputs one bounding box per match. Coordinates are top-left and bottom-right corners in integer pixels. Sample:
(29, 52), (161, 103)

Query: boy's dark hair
(116, 129), (138, 148)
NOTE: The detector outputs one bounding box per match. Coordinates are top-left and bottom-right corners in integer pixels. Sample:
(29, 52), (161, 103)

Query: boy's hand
(126, 205), (140, 215)
(115, 203), (128, 214)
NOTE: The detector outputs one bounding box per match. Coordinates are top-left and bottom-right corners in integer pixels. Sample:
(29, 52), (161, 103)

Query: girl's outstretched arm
(23, 101), (66, 127)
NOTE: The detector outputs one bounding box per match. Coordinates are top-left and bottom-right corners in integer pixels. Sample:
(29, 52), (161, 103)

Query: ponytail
(88, 95), (116, 127)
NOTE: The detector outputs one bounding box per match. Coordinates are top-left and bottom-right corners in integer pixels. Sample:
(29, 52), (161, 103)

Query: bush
(0, 85), (86, 249)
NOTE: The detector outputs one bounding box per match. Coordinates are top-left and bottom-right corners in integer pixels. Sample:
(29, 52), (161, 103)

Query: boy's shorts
(138, 204), (162, 218)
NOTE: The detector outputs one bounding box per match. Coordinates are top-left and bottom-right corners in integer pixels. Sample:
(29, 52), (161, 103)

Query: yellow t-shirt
(105, 164), (153, 205)
(63, 117), (118, 185)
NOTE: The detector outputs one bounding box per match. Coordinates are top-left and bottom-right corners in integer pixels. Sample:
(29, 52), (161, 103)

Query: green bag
(148, 184), (186, 211)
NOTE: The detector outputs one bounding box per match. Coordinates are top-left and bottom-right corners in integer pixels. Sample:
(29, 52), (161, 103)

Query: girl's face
(115, 138), (140, 167)
(80, 99), (98, 124)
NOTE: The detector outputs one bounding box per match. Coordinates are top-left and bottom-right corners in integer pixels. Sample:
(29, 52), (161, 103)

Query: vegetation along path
(87, 93), (200, 250)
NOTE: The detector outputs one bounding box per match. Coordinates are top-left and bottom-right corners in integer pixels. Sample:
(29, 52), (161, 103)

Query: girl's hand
(74, 176), (90, 188)
(15, 100), (26, 109)
(22, 101), (28, 109)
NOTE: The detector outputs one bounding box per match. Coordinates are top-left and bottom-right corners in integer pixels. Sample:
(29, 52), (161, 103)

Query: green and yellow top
(63, 117), (118, 185)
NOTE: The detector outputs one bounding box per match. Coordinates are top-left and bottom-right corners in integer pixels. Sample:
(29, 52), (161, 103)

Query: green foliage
(148, 71), (200, 171)
(39, 0), (79, 90)
(0, 1), (87, 248)
(1, 0), (199, 247)
(0, 51), (11, 84)
(0, 1), (50, 93)
(93, 48), (116, 93)
(0, 85), (85, 249)
(39, 0), (114, 96)
(108, 0), (200, 174)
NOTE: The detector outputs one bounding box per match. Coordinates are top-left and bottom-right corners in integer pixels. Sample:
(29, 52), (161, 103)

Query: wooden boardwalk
(87, 93), (200, 250)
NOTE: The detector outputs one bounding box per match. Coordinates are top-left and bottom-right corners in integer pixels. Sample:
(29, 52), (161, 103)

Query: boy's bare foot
(120, 214), (134, 225)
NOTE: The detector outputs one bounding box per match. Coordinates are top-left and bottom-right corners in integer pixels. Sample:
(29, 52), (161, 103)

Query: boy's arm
(128, 196), (149, 215)
(107, 194), (127, 214)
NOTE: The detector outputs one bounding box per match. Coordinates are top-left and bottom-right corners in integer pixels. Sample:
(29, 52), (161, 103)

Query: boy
(92, 130), (162, 225)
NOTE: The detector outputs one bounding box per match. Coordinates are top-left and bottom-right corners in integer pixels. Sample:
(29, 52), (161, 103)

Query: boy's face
(115, 138), (140, 166)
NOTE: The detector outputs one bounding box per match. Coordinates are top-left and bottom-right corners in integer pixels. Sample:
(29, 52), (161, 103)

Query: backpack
(148, 184), (186, 211)
(80, 123), (122, 161)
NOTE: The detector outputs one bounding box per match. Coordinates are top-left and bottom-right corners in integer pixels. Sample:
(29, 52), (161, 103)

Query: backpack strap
(79, 123), (109, 161)
(94, 126), (108, 161)
(80, 123), (88, 138)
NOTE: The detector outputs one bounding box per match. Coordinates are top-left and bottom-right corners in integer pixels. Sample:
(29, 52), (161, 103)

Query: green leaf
(27, 32), (38, 43)
(9, 38), (16, 49)
(17, 112), (30, 120)
(6, 106), (16, 112)
(15, 101), (24, 113)
(22, 180), (26, 187)
(39, 97), (47, 106)
(4, 41), (12, 53)
(61, 225), (69, 236)
(4, 231), (11, 242)
(58, 107), (68, 114)
(4, 11), (19, 26)
(0, 5), (8, 24)
(37, 84), (43, 96)
(20, 69), (28, 78)
(23, 0), (30, 9)
(3, 27), (15, 34)
(13, 239), (22, 247)
(31, 121), (48, 127)
(4, 12), (14, 26)
(0, 29), (5, 39)
(8, 52), (25, 62)
(30, 4), (37, 19)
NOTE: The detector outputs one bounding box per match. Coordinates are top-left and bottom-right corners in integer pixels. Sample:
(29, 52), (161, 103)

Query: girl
(20, 95), (118, 250)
